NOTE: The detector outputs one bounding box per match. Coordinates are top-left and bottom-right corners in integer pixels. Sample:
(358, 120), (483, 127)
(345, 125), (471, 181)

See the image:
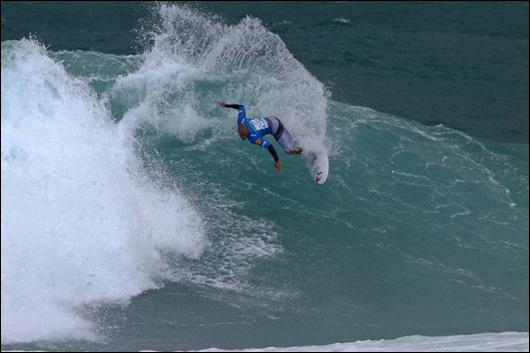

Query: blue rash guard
(228, 104), (279, 161)
(236, 105), (273, 149)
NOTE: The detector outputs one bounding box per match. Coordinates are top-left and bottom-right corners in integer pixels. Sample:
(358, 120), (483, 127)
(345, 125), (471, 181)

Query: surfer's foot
(287, 147), (303, 155)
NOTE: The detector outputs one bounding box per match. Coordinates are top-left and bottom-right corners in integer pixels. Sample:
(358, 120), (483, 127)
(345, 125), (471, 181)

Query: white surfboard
(305, 150), (329, 184)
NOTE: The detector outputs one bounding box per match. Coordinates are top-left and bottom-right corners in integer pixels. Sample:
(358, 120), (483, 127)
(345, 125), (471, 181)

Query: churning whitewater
(1, 37), (207, 342)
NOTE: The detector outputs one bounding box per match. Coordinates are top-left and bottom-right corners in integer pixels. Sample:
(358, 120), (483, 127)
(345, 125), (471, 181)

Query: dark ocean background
(1, 2), (528, 351)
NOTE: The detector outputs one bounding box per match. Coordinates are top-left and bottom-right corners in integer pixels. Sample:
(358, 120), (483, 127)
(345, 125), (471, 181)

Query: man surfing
(218, 101), (303, 172)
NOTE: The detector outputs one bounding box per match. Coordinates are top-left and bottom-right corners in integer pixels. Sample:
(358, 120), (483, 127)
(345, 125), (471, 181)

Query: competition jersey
(236, 105), (272, 149)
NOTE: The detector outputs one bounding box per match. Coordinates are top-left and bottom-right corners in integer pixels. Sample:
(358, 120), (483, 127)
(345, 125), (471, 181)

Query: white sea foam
(1, 38), (205, 343)
(196, 332), (529, 352)
(332, 18), (351, 24)
(145, 3), (330, 148)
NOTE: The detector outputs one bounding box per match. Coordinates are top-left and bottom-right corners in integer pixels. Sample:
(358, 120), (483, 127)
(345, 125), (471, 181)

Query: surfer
(218, 101), (303, 172)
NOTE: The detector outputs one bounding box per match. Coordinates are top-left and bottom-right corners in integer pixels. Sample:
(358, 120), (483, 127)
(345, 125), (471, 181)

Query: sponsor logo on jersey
(250, 118), (268, 131)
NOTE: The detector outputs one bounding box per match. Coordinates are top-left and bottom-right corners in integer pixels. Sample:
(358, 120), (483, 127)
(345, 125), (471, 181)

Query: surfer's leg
(276, 129), (299, 154)
(286, 147), (303, 155)
(273, 118), (302, 155)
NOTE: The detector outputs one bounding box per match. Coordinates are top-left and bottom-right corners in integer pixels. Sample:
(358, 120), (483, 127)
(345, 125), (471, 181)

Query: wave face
(1, 3), (528, 351)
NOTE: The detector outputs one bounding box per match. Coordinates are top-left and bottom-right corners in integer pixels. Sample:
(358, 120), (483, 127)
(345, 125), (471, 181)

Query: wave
(1, 3), (528, 348)
(1, 2), (325, 343)
(1, 38), (206, 343)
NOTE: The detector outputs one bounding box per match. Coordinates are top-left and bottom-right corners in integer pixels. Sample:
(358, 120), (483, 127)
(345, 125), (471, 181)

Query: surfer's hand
(274, 160), (282, 172)
(217, 101), (226, 108)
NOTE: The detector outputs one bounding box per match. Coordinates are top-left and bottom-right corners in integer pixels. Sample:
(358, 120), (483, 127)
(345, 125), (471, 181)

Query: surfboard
(306, 150), (329, 184)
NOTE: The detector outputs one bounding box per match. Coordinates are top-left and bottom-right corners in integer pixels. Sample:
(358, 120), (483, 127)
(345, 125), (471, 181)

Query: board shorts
(265, 117), (295, 154)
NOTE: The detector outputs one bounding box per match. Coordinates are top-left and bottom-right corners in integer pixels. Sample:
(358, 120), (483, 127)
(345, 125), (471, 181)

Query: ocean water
(1, 2), (528, 352)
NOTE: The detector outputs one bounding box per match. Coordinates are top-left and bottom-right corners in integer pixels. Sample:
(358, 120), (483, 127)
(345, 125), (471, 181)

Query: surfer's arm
(267, 145), (279, 162)
(218, 102), (246, 124)
(264, 142), (282, 172)
(250, 137), (281, 167)
(218, 101), (243, 111)
(268, 145), (282, 172)
(223, 103), (242, 110)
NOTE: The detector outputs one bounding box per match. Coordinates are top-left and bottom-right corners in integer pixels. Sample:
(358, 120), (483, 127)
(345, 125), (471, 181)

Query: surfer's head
(238, 124), (248, 140)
